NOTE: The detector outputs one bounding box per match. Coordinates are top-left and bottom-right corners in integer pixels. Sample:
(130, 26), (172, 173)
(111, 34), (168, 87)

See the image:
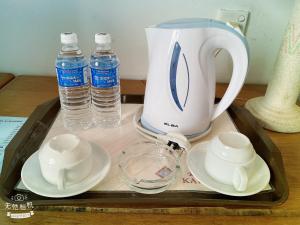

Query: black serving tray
(0, 95), (288, 208)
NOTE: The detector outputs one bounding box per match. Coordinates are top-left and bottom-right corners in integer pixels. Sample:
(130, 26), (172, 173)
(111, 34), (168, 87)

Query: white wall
(0, 0), (295, 84)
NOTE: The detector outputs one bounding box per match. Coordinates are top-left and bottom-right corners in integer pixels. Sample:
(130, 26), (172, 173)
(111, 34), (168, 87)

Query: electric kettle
(141, 18), (249, 137)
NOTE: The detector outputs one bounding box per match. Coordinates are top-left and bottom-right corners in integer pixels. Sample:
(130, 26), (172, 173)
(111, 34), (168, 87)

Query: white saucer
(21, 143), (111, 198)
(187, 142), (271, 196)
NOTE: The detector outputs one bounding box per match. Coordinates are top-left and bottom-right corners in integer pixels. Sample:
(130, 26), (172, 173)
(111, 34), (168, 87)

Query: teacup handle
(57, 168), (65, 190)
(233, 166), (248, 192)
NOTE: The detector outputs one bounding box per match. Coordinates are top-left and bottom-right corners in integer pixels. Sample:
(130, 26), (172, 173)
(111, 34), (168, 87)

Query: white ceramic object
(204, 132), (256, 192)
(38, 134), (93, 190)
(141, 18), (249, 137)
(134, 106), (212, 142)
(21, 142), (111, 198)
(245, 0), (300, 133)
(187, 141), (270, 196)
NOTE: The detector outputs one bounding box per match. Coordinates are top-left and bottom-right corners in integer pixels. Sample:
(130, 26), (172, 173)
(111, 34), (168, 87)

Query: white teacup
(38, 134), (93, 190)
(204, 132), (256, 192)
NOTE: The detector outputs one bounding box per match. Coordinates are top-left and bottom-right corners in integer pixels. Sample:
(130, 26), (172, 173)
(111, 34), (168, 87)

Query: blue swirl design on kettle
(169, 41), (190, 111)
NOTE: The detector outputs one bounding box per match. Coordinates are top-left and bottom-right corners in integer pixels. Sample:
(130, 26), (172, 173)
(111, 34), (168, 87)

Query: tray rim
(0, 95), (289, 208)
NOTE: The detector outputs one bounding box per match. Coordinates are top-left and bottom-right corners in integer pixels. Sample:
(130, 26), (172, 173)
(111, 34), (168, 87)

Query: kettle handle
(200, 29), (249, 120)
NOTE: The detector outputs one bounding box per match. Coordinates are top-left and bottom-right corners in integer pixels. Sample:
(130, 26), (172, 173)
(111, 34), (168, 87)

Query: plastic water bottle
(55, 32), (92, 131)
(90, 33), (121, 127)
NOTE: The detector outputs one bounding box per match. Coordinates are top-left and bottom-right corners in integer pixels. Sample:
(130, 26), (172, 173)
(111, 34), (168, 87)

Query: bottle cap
(60, 32), (78, 44)
(95, 33), (111, 45)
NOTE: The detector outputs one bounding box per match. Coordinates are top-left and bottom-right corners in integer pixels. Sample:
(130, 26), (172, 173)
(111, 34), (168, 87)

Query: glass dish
(118, 141), (179, 194)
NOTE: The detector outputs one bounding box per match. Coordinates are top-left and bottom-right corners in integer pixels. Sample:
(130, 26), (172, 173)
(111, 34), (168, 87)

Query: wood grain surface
(0, 75), (300, 225)
(0, 73), (14, 89)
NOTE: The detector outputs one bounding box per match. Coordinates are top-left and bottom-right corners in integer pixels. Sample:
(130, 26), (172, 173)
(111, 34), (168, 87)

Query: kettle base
(133, 107), (212, 142)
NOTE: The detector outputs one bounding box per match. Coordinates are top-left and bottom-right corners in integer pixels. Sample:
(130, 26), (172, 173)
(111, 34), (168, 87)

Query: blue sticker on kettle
(169, 42), (190, 111)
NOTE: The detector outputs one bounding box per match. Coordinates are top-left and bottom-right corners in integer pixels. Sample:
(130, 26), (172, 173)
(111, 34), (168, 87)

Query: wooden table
(0, 75), (300, 225)
(0, 73), (14, 89)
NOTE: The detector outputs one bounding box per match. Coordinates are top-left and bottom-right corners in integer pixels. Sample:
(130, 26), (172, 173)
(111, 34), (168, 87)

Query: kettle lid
(156, 18), (225, 28)
(155, 18), (245, 38)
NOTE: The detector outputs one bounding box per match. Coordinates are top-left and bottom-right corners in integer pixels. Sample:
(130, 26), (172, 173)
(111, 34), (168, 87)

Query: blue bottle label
(56, 66), (88, 87)
(91, 67), (118, 88)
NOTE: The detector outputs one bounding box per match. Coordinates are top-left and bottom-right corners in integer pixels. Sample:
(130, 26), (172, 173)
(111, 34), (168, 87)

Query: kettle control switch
(217, 9), (250, 35)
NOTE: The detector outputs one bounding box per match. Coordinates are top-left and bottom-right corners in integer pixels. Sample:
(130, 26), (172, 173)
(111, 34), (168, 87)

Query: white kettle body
(141, 18), (249, 137)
